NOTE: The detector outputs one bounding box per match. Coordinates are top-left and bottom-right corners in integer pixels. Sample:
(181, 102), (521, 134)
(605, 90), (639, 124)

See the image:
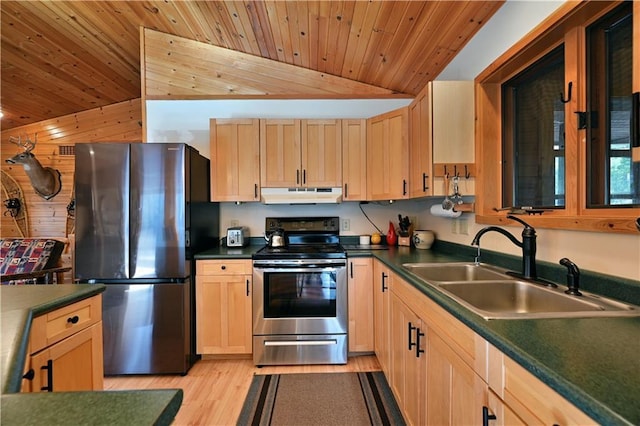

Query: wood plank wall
(142, 28), (399, 99)
(1, 99), (142, 282)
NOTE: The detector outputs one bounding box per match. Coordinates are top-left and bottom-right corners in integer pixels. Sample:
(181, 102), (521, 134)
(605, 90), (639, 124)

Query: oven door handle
(253, 266), (344, 273)
(264, 339), (338, 347)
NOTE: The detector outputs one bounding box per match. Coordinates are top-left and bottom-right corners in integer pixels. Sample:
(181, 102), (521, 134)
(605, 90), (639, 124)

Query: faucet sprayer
(471, 215), (539, 281)
(560, 258), (582, 296)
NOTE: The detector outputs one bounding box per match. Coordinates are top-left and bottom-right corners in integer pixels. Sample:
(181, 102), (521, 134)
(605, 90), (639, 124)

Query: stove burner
(253, 243), (346, 260)
(254, 216), (345, 260)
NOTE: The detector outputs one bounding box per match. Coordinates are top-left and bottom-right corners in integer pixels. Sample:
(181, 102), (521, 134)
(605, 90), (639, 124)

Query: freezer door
(75, 143), (130, 280)
(130, 143), (187, 279)
(101, 282), (192, 375)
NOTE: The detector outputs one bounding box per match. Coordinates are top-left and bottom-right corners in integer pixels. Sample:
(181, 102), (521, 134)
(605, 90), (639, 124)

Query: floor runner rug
(237, 371), (405, 426)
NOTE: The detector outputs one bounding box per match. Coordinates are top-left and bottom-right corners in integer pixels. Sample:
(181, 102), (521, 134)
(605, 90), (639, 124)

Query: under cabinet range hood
(261, 187), (342, 204)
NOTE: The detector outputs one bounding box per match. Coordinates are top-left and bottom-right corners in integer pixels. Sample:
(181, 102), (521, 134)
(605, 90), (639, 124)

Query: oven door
(252, 259), (347, 336)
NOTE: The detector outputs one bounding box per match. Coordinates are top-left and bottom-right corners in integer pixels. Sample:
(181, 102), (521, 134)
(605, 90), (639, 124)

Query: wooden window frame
(475, 0), (640, 233)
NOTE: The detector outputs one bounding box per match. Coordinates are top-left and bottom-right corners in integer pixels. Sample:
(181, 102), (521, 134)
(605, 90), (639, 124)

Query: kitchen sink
(402, 262), (510, 282)
(402, 262), (640, 320)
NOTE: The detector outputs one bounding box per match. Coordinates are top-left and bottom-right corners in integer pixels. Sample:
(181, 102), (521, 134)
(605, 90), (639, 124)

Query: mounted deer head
(6, 134), (62, 200)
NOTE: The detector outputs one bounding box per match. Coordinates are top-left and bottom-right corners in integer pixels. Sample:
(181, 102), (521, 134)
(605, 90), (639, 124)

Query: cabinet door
(367, 108), (409, 200)
(426, 329), (487, 425)
(260, 119), (301, 187)
(347, 257), (374, 352)
(302, 119), (342, 187)
(432, 81), (475, 196)
(28, 322), (104, 392)
(390, 293), (426, 426)
(342, 119), (368, 200)
(486, 390), (527, 426)
(210, 119), (260, 201)
(373, 260), (392, 376)
(409, 85), (433, 197)
(196, 273), (252, 354)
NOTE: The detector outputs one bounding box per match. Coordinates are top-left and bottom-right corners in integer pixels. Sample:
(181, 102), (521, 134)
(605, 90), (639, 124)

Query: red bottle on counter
(386, 222), (397, 246)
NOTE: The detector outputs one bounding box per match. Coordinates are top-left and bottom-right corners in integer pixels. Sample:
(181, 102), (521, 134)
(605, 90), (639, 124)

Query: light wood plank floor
(104, 355), (381, 425)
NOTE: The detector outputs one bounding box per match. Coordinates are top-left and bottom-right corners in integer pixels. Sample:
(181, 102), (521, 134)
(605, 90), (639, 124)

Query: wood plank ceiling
(1, 1), (504, 130)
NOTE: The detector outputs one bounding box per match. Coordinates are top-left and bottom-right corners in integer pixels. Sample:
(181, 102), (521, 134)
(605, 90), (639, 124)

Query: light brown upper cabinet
(408, 81), (475, 199)
(302, 119), (342, 187)
(475, 1), (639, 233)
(367, 107), (410, 200)
(431, 81), (476, 197)
(409, 86), (433, 198)
(342, 119), (368, 201)
(210, 119), (260, 202)
(260, 119), (342, 188)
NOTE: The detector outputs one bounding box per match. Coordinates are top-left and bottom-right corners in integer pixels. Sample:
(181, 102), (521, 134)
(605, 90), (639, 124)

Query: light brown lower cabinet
(387, 273), (596, 426)
(389, 276), (486, 425)
(373, 259), (392, 377)
(22, 294), (104, 393)
(196, 259), (252, 355)
(487, 344), (596, 425)
(347, 257), (374, 353)
(389, 292), (425, 426)
(425, 329), (487, 425)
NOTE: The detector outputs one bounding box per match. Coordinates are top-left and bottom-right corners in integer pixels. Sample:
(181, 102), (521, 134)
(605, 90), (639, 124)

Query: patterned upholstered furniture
(0, 238), (70, 284)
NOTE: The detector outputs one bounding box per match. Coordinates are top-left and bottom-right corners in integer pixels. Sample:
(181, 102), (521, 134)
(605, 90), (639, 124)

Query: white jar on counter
(412, 230), (435, 249)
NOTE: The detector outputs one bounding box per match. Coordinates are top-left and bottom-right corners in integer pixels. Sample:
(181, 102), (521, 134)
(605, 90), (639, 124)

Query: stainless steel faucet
(471, 215), (538, 280)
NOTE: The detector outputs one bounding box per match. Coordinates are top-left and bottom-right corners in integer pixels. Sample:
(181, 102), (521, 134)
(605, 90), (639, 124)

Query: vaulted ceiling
(1, 1), (504, 130)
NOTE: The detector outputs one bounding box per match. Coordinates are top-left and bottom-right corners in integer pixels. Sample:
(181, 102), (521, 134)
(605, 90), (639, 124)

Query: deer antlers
(9, 133), (37, 152)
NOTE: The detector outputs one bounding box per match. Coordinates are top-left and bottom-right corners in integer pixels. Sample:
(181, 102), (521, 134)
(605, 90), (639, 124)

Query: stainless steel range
(252, 217), (347, 366)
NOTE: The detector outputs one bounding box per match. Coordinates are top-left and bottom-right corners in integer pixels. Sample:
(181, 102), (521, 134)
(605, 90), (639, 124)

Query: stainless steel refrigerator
(75, 143), (219, 375)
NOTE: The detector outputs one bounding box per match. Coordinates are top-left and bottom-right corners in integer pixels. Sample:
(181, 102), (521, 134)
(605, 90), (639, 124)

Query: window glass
(502, 45), (565, 208)
(587, 2), (639, 207)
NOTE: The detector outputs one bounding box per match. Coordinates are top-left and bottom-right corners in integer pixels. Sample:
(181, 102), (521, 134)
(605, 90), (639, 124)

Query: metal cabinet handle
(41, 360), (53, 392)
(303, 169), (306, 185)
(482, 406), (497, 426)
(402, 179), (407, 195)
(415, 327), (425, 357)
(297, 170), (300, 184)
(344, 183), (348, 198)
(67, 315), (79, 324)
(381, 272), (388, 292)
(422, 173), (429, 191)
(254, 183), (258, 199)
(221, 265), (226, 270)
(350, 262), (353, 279)
(246, 279), (250, 296)
(408, 322), (417, 350)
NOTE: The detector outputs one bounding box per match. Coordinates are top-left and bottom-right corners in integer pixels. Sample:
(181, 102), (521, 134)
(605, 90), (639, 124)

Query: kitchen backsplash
(220, 198), (640, 282)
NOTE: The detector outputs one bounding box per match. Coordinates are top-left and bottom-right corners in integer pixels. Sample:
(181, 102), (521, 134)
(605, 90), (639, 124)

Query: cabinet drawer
(29, 294), (102, 354)
(197, 259), (252, 275)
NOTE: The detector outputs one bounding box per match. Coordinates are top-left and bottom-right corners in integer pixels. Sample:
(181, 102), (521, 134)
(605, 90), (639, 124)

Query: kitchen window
(586, 2), (639, 207)
(475, 1), (640, 233)
(502, 45), (566, 209)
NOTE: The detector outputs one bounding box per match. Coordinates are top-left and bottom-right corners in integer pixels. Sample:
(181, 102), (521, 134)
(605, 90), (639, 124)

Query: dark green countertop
(198, 242), (640, 425)
(1, 389), (183, 426)
(195, 243), (262, 259)
(1, 284), (182, 425)
(367, 246), (640, 426)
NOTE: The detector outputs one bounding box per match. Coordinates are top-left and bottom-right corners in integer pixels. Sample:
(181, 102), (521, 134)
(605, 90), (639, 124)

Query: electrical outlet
(341, 219), (350, 231)
(230, 219), (239, 227)
(458, 218), (469, 235)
